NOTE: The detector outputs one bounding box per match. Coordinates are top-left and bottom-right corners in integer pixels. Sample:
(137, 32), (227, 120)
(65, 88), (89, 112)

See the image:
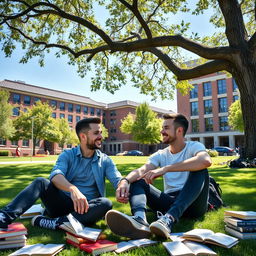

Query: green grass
(0, 156), (256, 255)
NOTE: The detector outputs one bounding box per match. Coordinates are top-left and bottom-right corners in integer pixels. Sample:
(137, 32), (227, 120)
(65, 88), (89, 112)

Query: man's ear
(79, 132), (87, 141)
(177, 127), (183, 135)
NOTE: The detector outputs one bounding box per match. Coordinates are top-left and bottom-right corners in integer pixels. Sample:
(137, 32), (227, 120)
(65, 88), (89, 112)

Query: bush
(0, 150), (9, 156)
(206, 149), (219, 157)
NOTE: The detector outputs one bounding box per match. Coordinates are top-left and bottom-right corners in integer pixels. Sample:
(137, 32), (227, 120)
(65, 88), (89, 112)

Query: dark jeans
(129, 169), (209, 221)
(1, 177), (112, 225)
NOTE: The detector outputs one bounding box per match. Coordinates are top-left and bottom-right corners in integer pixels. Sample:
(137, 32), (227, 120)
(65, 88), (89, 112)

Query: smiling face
(82, 123), (103, 150)
(161, 119), (178, 144)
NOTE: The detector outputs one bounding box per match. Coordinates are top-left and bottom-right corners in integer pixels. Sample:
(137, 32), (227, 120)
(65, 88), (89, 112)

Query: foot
(0, 212), (9, 229)
(31, 215), (61, 230)
(149, 212), (174, 239)
(105, 210), (151, 239)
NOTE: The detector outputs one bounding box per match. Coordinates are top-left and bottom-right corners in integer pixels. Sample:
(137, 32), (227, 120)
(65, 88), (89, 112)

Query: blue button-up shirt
(49, 146), (122, 199)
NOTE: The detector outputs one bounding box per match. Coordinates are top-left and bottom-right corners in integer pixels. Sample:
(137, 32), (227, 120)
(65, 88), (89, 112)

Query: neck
(80, 145), (95, 158)
(169, 140), (186, 154)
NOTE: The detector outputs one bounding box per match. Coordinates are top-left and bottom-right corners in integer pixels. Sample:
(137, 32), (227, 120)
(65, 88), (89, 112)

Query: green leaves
(228, 100), (244, 132)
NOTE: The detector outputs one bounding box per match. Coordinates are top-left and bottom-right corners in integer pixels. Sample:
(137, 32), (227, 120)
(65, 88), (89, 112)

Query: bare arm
(142, 151), (212, 184)
(51, 174), (89, 214)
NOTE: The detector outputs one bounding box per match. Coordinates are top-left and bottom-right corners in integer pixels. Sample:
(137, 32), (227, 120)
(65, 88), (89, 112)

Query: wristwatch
(119, 177), (130, 184)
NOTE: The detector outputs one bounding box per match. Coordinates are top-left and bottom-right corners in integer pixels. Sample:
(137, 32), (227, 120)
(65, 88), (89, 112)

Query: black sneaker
(31, 215), (61, 230)
(105, 210), (150, 239)
(149, 212), (174, 239)
(0, 212), (9, 229)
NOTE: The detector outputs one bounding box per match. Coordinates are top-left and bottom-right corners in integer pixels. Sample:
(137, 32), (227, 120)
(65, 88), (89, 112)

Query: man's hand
(70, 186), (89, 214)
(140, 168), (166, 184)
(116, 179), (130, 204)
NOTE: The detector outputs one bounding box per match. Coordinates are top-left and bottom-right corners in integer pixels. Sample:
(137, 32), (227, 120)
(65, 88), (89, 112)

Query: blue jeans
(129, 169), (209, 221)
(1, 177), (112, 225)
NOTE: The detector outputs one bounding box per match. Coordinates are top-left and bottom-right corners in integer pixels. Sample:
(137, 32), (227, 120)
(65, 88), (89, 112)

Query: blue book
(224, 216), (256, 227)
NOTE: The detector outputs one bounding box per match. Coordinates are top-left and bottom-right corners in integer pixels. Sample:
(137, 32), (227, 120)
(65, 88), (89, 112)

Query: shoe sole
(149, 222), (170, 239)
(105, 210), (151, 239)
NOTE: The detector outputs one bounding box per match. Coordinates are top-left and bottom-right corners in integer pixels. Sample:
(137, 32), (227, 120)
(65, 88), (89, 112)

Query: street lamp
(30, 116), (35, 161)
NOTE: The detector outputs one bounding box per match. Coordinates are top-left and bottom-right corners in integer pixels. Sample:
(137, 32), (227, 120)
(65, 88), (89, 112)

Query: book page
(206, 232), (238, 247)
(21, 204), (44, 216)
(183, 229), (214, 241)
(78, 227), (102, 241)
(163, 241), (194, 256)
(115, 241), (135, 253)
(66, 214), (84, 234)
(130, 239), (157, 247)
(184, 241), (217, 256)
(9, 244), (45, 255)
(225, 211), (256, 219)
(34, 244), (65, 255)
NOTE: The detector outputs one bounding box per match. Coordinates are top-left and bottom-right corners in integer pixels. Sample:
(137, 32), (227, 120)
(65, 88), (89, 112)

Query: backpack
(207, 176), (225, 211)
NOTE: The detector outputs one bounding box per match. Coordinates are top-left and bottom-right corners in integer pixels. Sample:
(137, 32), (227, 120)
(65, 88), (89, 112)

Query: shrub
(207, 149), (219, 157)
(0, 150), (9, 156)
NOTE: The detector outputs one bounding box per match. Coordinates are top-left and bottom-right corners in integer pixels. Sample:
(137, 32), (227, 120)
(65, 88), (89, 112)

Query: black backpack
(208, 176), (225, 211)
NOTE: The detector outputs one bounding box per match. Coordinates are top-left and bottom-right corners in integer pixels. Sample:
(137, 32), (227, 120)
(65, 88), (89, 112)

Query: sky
(0, 4), (216, 112)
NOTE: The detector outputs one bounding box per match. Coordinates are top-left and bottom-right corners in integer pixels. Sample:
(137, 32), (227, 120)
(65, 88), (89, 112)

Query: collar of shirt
(76, 145), (101, 162)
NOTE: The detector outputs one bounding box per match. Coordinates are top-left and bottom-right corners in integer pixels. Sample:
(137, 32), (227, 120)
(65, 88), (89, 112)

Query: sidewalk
(0, 160), (55, 165)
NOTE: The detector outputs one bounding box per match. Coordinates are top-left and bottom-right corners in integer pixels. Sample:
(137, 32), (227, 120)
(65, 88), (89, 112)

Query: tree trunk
(232, 57), (256, 159)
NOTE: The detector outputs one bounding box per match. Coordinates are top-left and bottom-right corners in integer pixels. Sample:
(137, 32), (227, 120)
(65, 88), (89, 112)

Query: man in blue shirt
(0, 117), (122, 230)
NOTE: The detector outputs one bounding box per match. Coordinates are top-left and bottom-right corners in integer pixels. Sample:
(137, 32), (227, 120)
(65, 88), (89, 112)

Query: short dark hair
(75, 117), (101, 138)
(163, 113), (189, 136)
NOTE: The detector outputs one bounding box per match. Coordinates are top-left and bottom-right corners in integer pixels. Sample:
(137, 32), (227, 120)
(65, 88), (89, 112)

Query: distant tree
(13, 101), (61, 155)
(0, 90), (15, 139)
(101, 123), (108, 140)
(68, 130), (79, 146)
(56, 118), (73, 149)
(121, 103), (162, 144)
(228, 100), (244, 132)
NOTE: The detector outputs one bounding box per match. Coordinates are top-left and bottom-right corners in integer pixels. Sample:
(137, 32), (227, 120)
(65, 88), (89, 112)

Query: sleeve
(148, 151), (161, 168)
(105, 156), (122, 190)
(49, 151), (69, 180)
(191, 142), (206, 156)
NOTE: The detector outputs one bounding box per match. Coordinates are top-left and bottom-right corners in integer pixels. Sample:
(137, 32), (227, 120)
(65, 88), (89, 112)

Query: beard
(86, 139), (102, 150)
(162, 133), (177, 144)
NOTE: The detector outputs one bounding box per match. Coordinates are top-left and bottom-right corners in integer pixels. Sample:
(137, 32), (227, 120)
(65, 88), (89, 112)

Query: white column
(229, 135), (235, 149)
(214, 135), (219, 147)
(199, 136), (205, 144)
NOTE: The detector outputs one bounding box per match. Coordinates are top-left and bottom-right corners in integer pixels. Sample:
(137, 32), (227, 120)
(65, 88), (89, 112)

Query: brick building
(0, 79), (172, 156)
(177, 72), (244, 149)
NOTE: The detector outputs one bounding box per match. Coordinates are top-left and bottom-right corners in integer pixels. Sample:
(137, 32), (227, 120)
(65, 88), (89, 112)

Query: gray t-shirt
(149, 141), (206, 193)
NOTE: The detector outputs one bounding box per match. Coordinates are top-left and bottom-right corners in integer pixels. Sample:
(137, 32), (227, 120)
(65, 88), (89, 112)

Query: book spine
(236, 221), (256, 227)
(228, 225), (256, 232)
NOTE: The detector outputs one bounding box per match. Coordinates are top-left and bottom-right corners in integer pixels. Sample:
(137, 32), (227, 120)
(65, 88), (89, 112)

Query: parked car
(212, 146), (235, 156)
(124, 150), (144, 156)
(116, 151), (128, 156)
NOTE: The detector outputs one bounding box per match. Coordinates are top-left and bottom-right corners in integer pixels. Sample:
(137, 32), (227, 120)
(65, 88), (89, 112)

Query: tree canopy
(121, 102), (162, 144)
(0, 89), (15, 139)
(1, 0), (256, 158)
(228, 100), (244, 132)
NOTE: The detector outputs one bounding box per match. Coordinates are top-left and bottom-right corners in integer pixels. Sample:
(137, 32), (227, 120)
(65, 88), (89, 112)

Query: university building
(177, 72), (244, 149)
(0, 79), (172, 156)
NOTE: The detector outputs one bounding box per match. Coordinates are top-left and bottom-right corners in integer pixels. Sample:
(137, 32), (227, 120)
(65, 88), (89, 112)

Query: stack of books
(224, 210), (256, 239)
(0, 223), (27, 250)
(62, 214), (117, 255)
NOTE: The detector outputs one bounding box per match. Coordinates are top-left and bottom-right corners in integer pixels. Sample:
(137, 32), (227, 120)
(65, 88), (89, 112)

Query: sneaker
(31, 215), (61, 230)
(105, 210), (151, 239)
(149, 212), (174, 239)
(0, 212), (8, 229)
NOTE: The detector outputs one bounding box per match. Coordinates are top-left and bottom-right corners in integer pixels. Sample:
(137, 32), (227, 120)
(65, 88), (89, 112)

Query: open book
(9, 243), (65, 256)
(20, 204), (45, 219)
(224, 210), (256, 220)
(115, 239), (157, 253)
(181, 229), (238, 248)
(59, 214), (102, 242)
(163, 241), (217, 256)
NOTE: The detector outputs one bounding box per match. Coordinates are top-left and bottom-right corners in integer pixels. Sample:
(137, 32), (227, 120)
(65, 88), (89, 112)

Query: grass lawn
(0, 156), (256, 255)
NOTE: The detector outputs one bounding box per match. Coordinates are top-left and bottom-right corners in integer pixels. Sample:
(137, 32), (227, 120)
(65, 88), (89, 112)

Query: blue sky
(0, 4), (215, 112)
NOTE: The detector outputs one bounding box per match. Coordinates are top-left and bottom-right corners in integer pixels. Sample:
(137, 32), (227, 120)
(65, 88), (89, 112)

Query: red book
(67, 238), (117, 255)
(0, 223), (27, 238)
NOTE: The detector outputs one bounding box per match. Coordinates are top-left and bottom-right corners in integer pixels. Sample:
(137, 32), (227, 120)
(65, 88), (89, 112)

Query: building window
(13, 93), (21, 104)
(191, 119), (199, 133)
(11, 140), (18, 146)
(219, 116), (229, 131)
(68, 115), (73, 123)
(96, 109), (101, 116)
(110, 136), (117, 141)
(76, 105), (81, 113)
(217, 79), (227, 94)
(110, 128), (116, 133)
(22, 139), (29, 147)
(76, 116), (81, 122)
(190, 84), (198, 99)
(233, 78), (238, 92)
(205, 117), (213, 131)
(0, 138), (6, 145)
(90, 107), (95, 115)
(233, 95), (239, 102)
(203, 82), (212, 96)
(60, 102), (65, 111)
(34, 97), (41, 103)
(50, 100), (57, 108)
(118, 144), (121, 152)
(190, 101), (199, 116)
(35, 139), (40, 147)
(13, 107), (20, 116)
(110, 119), (116, 125)
(60, 113), (65, 119)
(52, 113), (56, 118)
(68, 103), (73, 112)
(83, 106), (88, 114)
(110, 110), (116, 116)
(24, 95), (31, 105)
(218, 97), (228, 112)
(204, 99), (212, 114)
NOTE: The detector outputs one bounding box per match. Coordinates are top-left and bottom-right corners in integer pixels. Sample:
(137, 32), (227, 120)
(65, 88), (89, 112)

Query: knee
(100, 198), (113, 212)
(32, 177), (50, 190)
(130, 179), (147, 189)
